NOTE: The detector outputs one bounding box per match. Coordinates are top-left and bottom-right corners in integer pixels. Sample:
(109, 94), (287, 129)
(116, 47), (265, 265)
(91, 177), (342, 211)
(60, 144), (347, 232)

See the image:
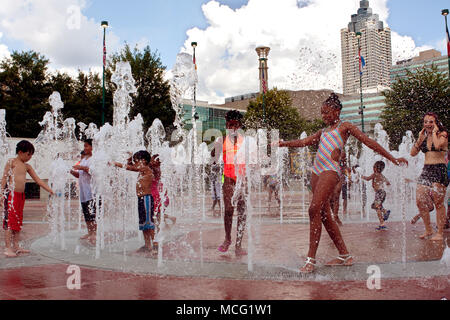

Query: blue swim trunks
(138, 195), (155, 231)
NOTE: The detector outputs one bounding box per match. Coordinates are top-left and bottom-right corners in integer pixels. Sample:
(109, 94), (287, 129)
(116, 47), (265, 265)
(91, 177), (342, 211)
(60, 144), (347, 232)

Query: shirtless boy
(362, 161), (391, 230)
(113, 151), (155, 252)
(1, 140), (54, 257)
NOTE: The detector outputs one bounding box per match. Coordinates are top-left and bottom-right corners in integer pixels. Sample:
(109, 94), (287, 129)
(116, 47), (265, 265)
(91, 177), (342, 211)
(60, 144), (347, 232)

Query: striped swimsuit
(312, 122), (345, 176)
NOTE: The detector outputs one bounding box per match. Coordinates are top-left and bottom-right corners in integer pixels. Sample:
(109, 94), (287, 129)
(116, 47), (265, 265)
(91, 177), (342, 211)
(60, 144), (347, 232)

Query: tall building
(341, 0), (392, 95)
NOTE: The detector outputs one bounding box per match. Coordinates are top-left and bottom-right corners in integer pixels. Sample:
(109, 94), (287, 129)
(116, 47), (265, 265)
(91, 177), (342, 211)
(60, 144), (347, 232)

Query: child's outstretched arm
(361, 174), (374, 181)
(112, 162), (139, 172)
(345, 123), (408, 166)
(278, 130), (322, 148)
(26, 164), (54, 195)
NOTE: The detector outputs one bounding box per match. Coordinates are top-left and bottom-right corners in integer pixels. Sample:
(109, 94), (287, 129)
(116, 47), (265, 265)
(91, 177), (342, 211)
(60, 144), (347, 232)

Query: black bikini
(417, 139), (449, 187)
(419, 140), (445, 153)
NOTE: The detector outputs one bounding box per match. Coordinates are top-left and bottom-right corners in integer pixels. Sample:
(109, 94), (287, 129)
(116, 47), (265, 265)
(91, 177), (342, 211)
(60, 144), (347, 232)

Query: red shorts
(3, 191), (26, 232)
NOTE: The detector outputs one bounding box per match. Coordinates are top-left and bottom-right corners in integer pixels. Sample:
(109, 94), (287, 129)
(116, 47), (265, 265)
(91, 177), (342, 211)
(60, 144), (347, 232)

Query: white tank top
(78, 157), (93, 203)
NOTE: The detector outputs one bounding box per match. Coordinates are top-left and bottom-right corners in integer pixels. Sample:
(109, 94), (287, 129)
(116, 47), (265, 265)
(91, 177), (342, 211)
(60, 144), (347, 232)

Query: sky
(0, 0), (448, 104)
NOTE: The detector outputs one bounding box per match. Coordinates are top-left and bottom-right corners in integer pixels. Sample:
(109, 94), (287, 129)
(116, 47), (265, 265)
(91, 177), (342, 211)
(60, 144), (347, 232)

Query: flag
(103, 37), (106, 68)
(359, 48), (366, 75)
(261, 61), (267, 94)
(446, 21), (450, 58)
(193, 52), (197, 70)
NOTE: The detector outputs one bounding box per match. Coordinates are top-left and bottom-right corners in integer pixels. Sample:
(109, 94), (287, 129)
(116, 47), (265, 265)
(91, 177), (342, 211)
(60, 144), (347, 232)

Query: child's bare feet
(429, 233), (444, 241)
(411, 215), (421, 225)
(136, 246), (152, 253)
(88, 236), (96, 246)
(419, 232), (433, 239)
(235, 247), (247, 257)
(4, 248), (18, 258)
(15, 247), (31, 255)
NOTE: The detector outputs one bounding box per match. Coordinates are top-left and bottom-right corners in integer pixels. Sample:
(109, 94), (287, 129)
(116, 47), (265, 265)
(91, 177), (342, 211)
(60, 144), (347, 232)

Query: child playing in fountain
(267, 175), (280, 210)
(113, 151), (155, 253)
(278, 93), (408, 273)
(70, 139), (97, 245)
(149, 155), (176, 235)
(362, 161), (392, 230)
(1, 140), (54, 257)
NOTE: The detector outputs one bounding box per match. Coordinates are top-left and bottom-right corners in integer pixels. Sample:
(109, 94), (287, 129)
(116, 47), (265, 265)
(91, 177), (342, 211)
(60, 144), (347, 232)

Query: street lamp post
(356, 32), (365, 133)
(442, 9), (450, 84)
(191, 42), (199, 160)
(101, 21), (108, 126)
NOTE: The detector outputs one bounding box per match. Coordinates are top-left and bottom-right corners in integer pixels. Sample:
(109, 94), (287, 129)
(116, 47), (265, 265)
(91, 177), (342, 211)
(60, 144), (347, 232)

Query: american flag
(261, 61), (267, 93)
(446, 19), (450, 59)
(359, 47), (366, 75)
(103, 37), (107, 67)
(193, 52), (197, 70)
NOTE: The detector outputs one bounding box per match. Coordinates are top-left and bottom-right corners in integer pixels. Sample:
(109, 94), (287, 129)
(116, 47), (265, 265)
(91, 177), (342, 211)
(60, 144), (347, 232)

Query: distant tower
(256, 46), (270, 94)
(341, 0), (392, 95)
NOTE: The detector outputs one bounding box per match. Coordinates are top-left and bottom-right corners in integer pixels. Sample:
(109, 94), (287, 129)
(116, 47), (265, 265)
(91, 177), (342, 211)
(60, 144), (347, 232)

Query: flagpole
(356, 32), (365, 133)
(101, 21), (108, 126)
(442, 9), (450, 85)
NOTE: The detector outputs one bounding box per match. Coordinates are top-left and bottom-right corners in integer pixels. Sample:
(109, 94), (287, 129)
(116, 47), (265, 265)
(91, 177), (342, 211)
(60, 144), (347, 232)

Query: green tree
(0, 51), (52, 137)
(381, 65), (450, 149)
(243, 88), (323, 140)
(109, 44), (174, 132)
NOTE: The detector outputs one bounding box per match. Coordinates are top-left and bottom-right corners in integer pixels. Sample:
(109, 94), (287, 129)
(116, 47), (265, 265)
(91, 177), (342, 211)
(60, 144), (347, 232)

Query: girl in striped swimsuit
(279, 93), (408, 274)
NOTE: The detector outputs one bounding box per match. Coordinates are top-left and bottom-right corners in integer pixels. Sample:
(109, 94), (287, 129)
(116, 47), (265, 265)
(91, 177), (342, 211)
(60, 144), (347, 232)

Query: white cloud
(0, 32), (10, 61)
(180, 0), (431, 104)
(0, 0), (120, 73)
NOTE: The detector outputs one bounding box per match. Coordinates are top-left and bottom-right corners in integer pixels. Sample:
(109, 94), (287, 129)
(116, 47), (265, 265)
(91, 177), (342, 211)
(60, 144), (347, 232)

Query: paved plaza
(0, 198), (449, 301)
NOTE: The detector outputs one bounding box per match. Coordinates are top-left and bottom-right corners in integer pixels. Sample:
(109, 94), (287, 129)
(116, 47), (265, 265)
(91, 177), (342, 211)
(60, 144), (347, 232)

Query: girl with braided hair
(278, 93), (408, 273)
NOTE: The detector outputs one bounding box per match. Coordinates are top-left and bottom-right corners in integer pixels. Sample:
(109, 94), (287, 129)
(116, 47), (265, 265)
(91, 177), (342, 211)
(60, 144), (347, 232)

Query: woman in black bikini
(410, 112), (449, 241)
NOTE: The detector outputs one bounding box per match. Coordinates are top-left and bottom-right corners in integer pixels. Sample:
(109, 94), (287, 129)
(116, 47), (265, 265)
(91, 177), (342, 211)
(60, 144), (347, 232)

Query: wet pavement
(0, 200), (449, 300)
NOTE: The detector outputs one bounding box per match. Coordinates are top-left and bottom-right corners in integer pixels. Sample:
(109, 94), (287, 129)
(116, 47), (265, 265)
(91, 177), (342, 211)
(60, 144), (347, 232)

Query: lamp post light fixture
(442, 9), (450, 84)
(101, 21), (108, 126)
(256, 46), (271, 125)
(356, 31), (365, 133)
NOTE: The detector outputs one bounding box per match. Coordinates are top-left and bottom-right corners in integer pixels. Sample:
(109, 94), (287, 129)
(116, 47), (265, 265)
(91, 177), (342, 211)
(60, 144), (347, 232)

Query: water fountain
(0, 109), (10, 173)
(22, 55), (447, 283)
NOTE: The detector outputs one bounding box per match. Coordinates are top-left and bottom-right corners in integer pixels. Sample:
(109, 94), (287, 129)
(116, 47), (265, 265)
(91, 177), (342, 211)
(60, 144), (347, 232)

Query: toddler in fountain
(113, 151), (155, 253)
(362, 161), (391, 230)
(1, 140), (54, 257)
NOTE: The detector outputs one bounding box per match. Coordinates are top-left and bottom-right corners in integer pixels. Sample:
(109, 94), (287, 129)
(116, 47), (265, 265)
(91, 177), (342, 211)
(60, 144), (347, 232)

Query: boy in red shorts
(1, 140), (54, 257)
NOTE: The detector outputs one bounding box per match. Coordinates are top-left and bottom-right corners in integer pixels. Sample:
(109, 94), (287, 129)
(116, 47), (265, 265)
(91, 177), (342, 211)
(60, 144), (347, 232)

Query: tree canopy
(0, 51), (51, 137)
(243, 88), (325, 141)
(381, 65), (450, 149)
(109, 44), (174, 132)
(0, 45), (174, 138)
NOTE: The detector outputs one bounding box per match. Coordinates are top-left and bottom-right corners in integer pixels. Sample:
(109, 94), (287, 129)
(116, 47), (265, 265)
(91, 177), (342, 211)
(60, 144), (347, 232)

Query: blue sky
(82, 0), (249, 69)
(0, 0), (448, 102)
(80, 0), (450, 69)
